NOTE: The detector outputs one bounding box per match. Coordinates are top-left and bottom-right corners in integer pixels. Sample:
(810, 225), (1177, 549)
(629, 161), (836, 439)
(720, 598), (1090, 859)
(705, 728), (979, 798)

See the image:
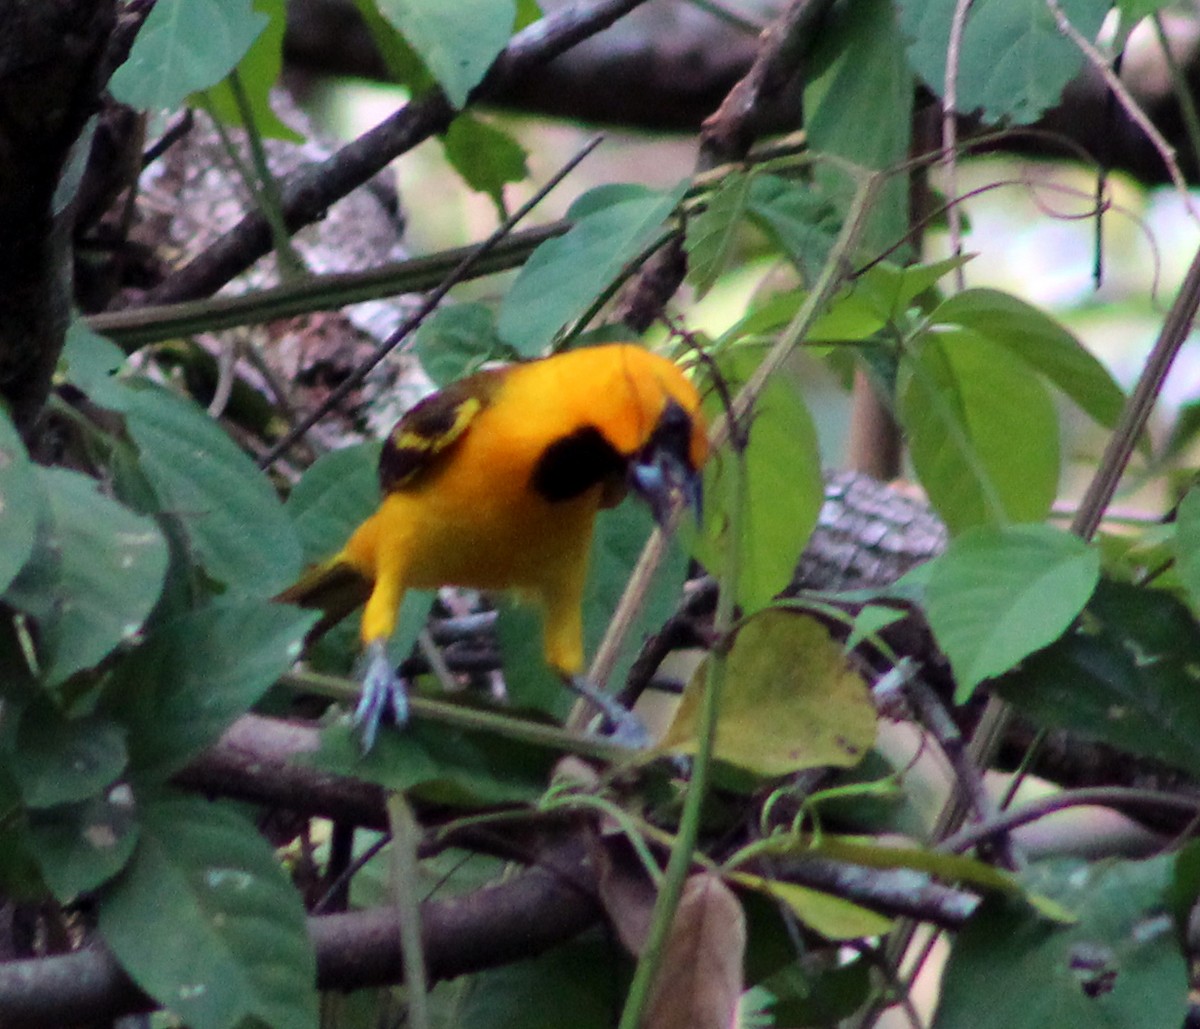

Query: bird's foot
(353, 640), (409, 752)
(567, 675), (651, 749)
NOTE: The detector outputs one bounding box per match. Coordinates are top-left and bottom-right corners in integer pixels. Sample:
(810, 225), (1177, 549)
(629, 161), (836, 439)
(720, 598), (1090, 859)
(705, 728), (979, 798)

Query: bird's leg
(566, 675), (651, 749)
(540, 575), (649, 746)
(353, 639), (409, 752)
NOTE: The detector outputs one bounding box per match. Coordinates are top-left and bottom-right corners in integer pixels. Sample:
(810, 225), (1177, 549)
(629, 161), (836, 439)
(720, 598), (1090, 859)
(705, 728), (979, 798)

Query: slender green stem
(87, 224), (567, 349)
(225, 69), (306, 280)
(585, 163), (881, 707)
(386, 793), (430, 1029)
(89, 145), (815, 351)
(617, 421), (746, 1029)
(201, 85), (304, 279)
(540, 792), (665, 887)
(280, 669), (629, 763)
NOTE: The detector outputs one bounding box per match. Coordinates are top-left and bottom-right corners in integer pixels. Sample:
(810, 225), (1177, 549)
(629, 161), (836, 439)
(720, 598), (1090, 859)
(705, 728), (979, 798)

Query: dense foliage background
(4, 1), (1200, 1027)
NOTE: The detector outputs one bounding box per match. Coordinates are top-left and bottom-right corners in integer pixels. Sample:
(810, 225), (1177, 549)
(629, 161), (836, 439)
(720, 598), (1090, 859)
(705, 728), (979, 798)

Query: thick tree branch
(0, 840), (603, 1027)
(286, 0), (1200, 188)
(171, 713), (389, 831)
(0, 0), (116, 432)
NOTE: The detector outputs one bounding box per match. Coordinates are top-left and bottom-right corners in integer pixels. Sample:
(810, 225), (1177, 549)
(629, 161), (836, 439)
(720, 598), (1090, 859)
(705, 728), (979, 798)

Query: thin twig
(939, 785), (1199, 854)
(943, 0), (973, 292)
(142, 0), (653, 306)
(257, 134), (603, 469)
(1046, 0), (1198, 221)
(581, 164), (881, 716)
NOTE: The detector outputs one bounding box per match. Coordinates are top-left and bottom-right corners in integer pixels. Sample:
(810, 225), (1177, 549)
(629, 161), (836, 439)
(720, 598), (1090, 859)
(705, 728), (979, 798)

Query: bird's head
(628, 395), (707, 528)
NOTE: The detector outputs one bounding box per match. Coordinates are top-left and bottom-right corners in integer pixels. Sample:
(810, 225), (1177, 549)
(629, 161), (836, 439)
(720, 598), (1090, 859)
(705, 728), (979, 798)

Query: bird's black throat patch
(531, 425), (625, 502)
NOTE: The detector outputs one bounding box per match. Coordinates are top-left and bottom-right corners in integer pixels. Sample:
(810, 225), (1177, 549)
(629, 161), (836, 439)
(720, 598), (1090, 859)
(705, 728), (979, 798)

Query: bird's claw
(353, 640), (409, 752)
(567, 675), (651, 749)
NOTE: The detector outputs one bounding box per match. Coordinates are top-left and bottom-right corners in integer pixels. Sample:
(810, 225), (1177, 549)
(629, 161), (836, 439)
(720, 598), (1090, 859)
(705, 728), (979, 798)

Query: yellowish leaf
(731, 871), (893, 940)
(661, 611), (876, 776)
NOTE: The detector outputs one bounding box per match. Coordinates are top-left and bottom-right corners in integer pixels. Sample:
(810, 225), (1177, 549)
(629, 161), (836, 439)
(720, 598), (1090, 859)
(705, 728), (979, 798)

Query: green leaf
(102, 600), (316, 782)
(26, 788), (139, 900)
(806, 0), (912, 254)
(124, 385), (301, 596)
(770, 835), (1074, 923)
(745, 174), (841, 281)
(0, 405), (37, 594)
(352, 0), (435, 91)
(0, 772), (48, 902)
(1170, 840), (1200, 929)
(1172, 486), (1200, 610)
(685, 172), (755, 299)
(11, 701), (128, 809)
(59, 320), (132, 411)
(900, 328), (1059, 533)
(762, 956), (871, 1028)
(924, 525), (1099, 702)
(584, 503), (691, 698)
(997, 579), (1200, 779)
(495, 597), (562, 716)
(731, 871), (893, 940)
(694, 348), (823, 613)
(931, 289), (1125, 429)
(441, 114), (529, 214)
(1117, 0), (1171, 17)
(934, 858), (1186, 1029)
(498, 182), (688, 353)
(10, 695), (126, 810)
(6, 467), (168, 687)
(457, 936), (630, 1029)
(662, 612), (876, 776)
(755, 290), (879, 347)
(313, 717), (554, 806)
(205, 0), (302, 141)
(98, 792), (317, 1029)
(414, 304), (507, 387)
(375, 0), (514, 108)
(849, 255), (971, 324)
(897, 0), (1109, 124)
(845, 605), (908, 652)
(285, 442), (381, 563)
(109, 0), (268, 110)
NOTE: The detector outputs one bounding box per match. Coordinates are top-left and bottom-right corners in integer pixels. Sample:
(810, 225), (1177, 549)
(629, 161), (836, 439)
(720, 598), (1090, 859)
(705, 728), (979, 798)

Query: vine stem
(616, 412), (745, 1029)
(614, 165), (882, 1028)
(387, 793), (430, 1029)
(586, 165), (883, 698)
(961, 234), (1200, 800)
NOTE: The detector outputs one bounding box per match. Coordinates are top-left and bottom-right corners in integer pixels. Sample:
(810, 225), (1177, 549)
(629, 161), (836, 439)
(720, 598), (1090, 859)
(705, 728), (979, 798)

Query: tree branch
(0, 0), (116, 432)
(0, 839), (602, 1026)
(142, 0), (654, 306)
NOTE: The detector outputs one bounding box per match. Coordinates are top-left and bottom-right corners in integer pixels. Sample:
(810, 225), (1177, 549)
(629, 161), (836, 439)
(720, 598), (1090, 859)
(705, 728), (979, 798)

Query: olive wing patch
(378, 384), (484, 492)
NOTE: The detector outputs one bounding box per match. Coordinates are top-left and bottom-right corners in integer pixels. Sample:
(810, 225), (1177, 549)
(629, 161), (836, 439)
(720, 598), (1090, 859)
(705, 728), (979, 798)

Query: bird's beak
(630, 448), (703, 529)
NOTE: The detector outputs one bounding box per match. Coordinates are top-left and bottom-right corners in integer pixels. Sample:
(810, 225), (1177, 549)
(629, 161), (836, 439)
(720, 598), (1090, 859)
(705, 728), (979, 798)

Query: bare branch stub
(614, 0), (829, 332)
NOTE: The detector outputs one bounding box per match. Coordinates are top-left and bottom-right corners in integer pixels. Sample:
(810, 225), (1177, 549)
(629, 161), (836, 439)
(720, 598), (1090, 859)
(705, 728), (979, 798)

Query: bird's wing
(377, 367), (505, 493)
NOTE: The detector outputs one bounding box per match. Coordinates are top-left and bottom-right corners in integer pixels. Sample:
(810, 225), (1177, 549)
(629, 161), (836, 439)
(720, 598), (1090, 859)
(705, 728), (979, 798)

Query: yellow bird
(278, 343), (708, 747)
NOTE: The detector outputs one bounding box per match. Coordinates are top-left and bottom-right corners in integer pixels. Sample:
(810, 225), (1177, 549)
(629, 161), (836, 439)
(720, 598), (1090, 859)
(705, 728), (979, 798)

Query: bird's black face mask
(628, 399), (703, 528)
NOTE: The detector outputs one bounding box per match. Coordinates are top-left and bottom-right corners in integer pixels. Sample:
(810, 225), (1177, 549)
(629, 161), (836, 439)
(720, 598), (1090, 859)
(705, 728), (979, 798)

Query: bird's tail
(275, 555), (372, 641)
